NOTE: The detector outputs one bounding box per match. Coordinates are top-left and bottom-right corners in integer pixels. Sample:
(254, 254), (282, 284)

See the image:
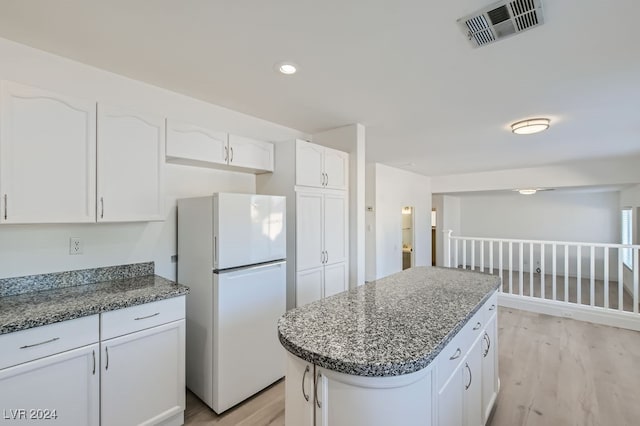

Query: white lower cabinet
(437, 361), (464, 426)
(101, 320), (186, 426)
(463, 335), (483, 426)
(284, 353), (314, 426)
(481, 314), (498, 423)
(0, 343), (100, 426)
(0, 296), (186, 426)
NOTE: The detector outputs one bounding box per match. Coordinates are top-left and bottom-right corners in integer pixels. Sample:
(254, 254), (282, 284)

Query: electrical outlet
(69, 237), (83, 255)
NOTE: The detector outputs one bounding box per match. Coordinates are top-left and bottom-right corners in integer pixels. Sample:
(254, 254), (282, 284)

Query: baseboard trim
(498, 293), (640, 332)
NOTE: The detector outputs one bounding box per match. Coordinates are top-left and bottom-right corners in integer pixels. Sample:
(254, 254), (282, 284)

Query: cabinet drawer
(101, 296), (185, 340)
(0, 315), (99, 370)
(436, 307), (483, 390)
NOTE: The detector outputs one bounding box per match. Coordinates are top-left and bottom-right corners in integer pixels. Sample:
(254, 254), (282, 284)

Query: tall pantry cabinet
(257, 139), (349, 310)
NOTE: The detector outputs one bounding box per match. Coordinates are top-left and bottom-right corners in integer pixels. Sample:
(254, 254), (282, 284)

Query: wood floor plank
(184, 308), (640, 425)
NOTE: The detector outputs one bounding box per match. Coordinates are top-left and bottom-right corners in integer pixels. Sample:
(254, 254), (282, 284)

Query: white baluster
(577, 246), (582, 305)
(604, 247), (609, 309)
(552, 244), (557, 301)
(509, 242), (513, 294)
(519, 242), (524, 296)
(618, 248), (624, 311)
(540, 244), (545, 299)
(471, 240), (475, 271)
(463, 240), (467, 270)
(499, 242), (503, 291)
(454, 239), (459, 269)
(529, 242), (534, 297)
(480, 241), (485, 273)
(590, 245), (595, 307)
(489, 242), (494, 275)
(564, 245), (569, 303)
(634, 248), (639, 314)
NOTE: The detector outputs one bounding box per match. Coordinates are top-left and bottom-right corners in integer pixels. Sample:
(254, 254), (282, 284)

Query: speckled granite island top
(0, 262), (189, 335)
(278, 267), (500, 377)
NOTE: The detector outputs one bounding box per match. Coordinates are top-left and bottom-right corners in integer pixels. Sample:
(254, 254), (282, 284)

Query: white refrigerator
(177, 193), (286, 414)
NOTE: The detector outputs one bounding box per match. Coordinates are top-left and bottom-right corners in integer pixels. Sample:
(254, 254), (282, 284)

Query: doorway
(431, 209), (437, 266)
(402, 206), (414, 270)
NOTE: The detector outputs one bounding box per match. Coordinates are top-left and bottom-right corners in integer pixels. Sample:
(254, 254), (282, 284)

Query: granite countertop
(278, 266), (500, 377)
(0, 265), (189, 335)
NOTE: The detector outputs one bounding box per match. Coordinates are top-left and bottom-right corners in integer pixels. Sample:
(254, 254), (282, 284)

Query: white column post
(444, 230), (452, 268)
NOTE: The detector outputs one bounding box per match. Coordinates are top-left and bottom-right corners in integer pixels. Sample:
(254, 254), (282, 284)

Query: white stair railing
(443, 230), (640, 316)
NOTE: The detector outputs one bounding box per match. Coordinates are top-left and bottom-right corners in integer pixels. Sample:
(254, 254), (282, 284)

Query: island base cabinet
(317, 368), (432, 426)
(0, 343), (99, 426)
(481, 314), (498, 424)
(100, 320), (185, 426)
(284, 353), (314, 426)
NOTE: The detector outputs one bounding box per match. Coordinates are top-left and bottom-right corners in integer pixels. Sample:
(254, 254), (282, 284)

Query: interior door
(214, 262), (286, 413)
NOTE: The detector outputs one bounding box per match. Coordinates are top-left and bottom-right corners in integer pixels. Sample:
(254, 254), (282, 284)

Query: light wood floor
(184, 308), (640, 426)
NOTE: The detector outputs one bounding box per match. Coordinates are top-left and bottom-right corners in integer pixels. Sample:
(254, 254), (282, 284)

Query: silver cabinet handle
(483, 332), (491, 357)
(325, 251), (329, 264)
(105, 346), (109, 371)
(449, 348), (461, 360)
(325, 173), (329, 186)
(473, 321), (481, 330)
(134, 312), (160, 321)
(100, 197), (104, 219)
(489, 304), (496, 311)
(92, 349), (96, 375)
(19, 337), (60, 349)
(224, 146), (228, 162)
(301, 365), (310, 402)
(315, 371), (322, 408)
(230, 146), (234, 162)
(3, 194), (6, 220)
(465, 363), (472, 390)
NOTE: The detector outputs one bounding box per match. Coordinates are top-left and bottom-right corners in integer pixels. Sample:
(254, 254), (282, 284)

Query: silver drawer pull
(473, 322), (481, 330)
(489, 304), (496, 311)
(20, 337), (60, 349)
(134, 312), (160, 321)
(449, 348), (462, 360)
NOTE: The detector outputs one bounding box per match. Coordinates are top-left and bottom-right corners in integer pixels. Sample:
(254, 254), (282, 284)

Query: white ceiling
(0, 0), (638, 176)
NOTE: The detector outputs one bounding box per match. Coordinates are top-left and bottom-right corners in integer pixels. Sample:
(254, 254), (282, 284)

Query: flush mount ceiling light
(518, 189), (538, 195)
(511, 118), (550, 135)
(276, 62), (298, 75)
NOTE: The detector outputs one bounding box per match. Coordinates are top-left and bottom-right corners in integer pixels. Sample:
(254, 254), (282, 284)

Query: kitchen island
(278, 266), (501, 426)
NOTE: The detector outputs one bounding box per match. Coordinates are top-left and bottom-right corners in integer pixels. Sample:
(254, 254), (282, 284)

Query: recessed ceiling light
(277, 62), (298, 75)
(511, 118), (550, 135)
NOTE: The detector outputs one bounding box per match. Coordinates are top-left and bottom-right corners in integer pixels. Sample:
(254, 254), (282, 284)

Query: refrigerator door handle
(214, 260), (286, 275)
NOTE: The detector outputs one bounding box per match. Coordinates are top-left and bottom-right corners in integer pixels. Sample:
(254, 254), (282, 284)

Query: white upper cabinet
(97, 105), (165, 222)
(166, 119), (228, 166)
(323, 147), (348, 190)
(296, 140), (324, 188)
(228, 134), (274, 172)
(295, 140), (348, 190)
(0, 81), (96, 224)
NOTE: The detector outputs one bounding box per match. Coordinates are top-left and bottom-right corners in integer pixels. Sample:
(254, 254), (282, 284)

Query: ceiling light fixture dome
(277, 62), (298, 75)
(518, 189), (538, 195)
(511, 118), (550, 135)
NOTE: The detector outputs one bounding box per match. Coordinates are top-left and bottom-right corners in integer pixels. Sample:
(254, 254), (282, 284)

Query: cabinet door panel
(97, 105), (165, 222)
(464, 336), (483, 426)
(323, 147), (348, 190)
(0, 81), (96, 223)
(284, 353), (315, 426)
(438, 363), (463, 426)
(296, 140), (324, 188)
(324, 262), (347, 298)
(101, 320), (185, 426)
(0, 344), (99, 426)
(296, 268), (323, 307)
(228, 134), (274, 172)
(482, 315), (498, 423)
(296, 191), (324, 271)
(324, 191), (348, 265)
(166, 119), (228, 165)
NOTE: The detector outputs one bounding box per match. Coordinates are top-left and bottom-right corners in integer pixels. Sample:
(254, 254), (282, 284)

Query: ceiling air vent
(457, 0), (544, 48)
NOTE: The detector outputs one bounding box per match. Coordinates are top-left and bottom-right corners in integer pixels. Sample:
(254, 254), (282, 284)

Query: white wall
(0, 37), (306, 280)
(313, 124), (366, 287)
(365, 164), (431, 280)
(619, 184), (640, 293)
(451, 190), (620, 280)
(432, 155), (640, 194)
